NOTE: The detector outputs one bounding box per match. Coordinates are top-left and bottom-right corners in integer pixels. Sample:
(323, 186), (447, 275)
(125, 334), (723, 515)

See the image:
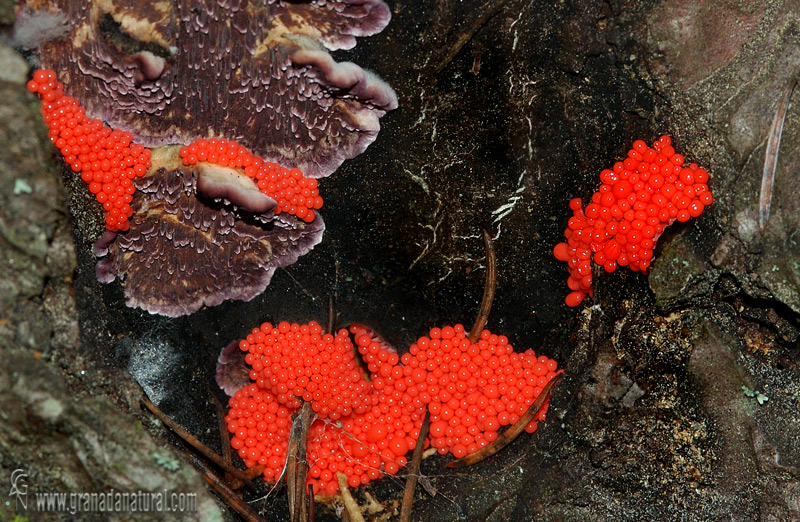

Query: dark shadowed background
(2, 0), (800, 520)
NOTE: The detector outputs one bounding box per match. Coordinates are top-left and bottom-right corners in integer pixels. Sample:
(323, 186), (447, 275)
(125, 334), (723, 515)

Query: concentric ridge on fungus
(221, 321), (559, 495)
(554, 136), (714, 307)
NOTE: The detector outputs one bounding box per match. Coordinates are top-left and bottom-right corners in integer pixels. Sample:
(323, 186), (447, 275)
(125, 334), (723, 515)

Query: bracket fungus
(20, 0), (397, 316)
(29, 69), (325, 316)
(92, 144), (325, 317)
(219, 321), (559, 495)
(554, 136), (714, 307)
(21, 0), (398, 177)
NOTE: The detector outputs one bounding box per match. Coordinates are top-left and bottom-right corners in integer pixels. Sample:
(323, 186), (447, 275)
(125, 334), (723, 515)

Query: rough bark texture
(3, 0), (800, 521)
(0, 40), (223, 521)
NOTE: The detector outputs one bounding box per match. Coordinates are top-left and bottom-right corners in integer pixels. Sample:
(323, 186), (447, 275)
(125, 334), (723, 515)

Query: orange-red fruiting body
(179, 139), (323, 222)
(225, 322), (559, 495)
(553, 136), (714, 307)
(27, 68), (321, 230)
(27, 69), (151, 232)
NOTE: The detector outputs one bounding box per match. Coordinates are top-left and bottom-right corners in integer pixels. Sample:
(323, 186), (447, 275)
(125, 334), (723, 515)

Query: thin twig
(187, 453), (268, 522)
(399, 408), (431, 522)
(210, 390), (234, 482)
(760, 77), (796, 235)
(308, 484), (315, 522)
(285, 299), (333, 522)
(326, 295), (337, 335)
(337, 472), (366, 522)
(141, 397), (262, 485)
(447, 373), (562, 469)
(469, 230), (497, 343)
(287, 401), (315, 522)
(435, 0), (511, 74)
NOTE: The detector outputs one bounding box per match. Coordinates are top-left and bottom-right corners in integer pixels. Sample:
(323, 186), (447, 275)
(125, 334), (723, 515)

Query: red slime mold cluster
(553, 136), (714, 307)
(225, 321), (559, 495)
(179, 140), (323, 222)
(27, 68), (323, 230)
(26, 69), (152, 232)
